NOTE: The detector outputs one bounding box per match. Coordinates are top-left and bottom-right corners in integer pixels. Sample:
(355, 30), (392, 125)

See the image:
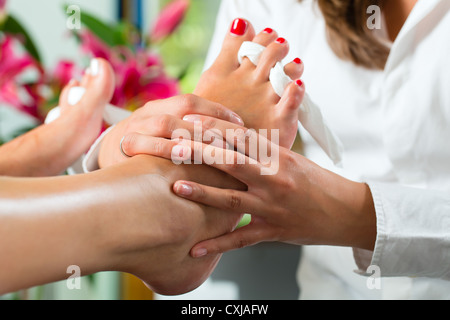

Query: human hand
(98, 155), (244, 295)
(98, 94), (244, 168)
(99, 19), (305, 169)
(164, 130), (377, 257)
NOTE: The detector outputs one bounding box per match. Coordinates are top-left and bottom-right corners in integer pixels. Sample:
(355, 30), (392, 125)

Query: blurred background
(0, 0), (300, 300)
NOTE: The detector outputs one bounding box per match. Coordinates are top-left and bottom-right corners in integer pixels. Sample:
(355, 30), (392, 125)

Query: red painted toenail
(263, 28), (273, 34)
(230, 18), (248, 36)
(294, 58), (302, 64)
(276, 37), (286, 44)
(296, 79), (304, 87)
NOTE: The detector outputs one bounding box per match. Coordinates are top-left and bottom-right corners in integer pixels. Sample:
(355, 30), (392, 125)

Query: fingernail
(89, 59), (99, 76)
(68, 87), (86, 106)
(276, 37), (286, 44)
(193, 248), (208, 258)
(263, 27), (273, 34)
(294, 57), (302, 64)
(230, 113), (244, 126)
(175, 182), (193, 196)
(183, 114), (200, 123)
(230, 18), (248, 36)
(296, 79), (304, 87)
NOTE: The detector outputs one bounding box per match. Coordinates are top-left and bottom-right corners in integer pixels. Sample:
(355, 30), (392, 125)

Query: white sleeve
(353, 182), (450, 280)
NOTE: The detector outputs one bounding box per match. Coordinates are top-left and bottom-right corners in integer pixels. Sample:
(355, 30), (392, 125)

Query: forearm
(0, 118), (84, 177)
(0, 173), (118, 293)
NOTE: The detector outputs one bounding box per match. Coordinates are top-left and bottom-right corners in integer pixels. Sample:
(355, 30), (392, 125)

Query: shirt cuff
(81, 125), (116, 173)
(353, 182), (387, 276)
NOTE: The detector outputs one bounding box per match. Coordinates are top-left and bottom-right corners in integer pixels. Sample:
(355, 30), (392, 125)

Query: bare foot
(50, 58), (115, 159)
(194, 18), (305, 148)
(93, 20), (305, 296)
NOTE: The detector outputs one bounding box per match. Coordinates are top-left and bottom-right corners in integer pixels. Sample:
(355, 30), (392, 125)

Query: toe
(277, 80), (305, 118)
(252, 27), (279, 47)
(59, 79), (81, 108)
(213, 18), (256, 72)
(254, 37), (290, 81)
(275, 80), (305, 148)
(79, 58), (115, 108)
(284, 58), (304, 81)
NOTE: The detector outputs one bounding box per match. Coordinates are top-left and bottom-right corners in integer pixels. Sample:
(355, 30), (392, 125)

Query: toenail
(276, 37), (286, 44)
(294, 58), (302, 64)
(263, 28), (273, 34)
(89, 59), (99, 76)
(68, 87), (86, 106)
(296, 79), (304, 87)
(230, 18), (248, 36)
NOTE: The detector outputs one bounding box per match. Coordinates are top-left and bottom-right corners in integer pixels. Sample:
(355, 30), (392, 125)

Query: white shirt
(205, 0), (450, 299)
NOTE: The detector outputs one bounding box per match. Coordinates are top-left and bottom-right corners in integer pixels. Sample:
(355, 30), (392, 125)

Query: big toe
(212, 18), (256, 72)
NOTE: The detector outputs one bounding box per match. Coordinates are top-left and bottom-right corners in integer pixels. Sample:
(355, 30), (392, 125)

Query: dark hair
(314, 0), (390, 69)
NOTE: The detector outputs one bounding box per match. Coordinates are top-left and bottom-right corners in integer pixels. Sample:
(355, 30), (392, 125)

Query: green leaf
(0, 15), (42, 63)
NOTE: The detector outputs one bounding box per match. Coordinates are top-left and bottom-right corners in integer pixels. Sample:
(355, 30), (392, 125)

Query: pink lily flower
(150, 0), (190, 42)
(52, 60), (78, 88)
(80, 31), (179, 111)
(0, 36), (39, 114)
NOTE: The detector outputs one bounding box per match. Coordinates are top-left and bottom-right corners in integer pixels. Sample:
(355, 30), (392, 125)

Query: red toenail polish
(296, 79), (304, 87)
(294, 58), (302, 64)
(230, 18), (248, 36)
(263, 28), (273, 34)
(276, 37), (286, 44)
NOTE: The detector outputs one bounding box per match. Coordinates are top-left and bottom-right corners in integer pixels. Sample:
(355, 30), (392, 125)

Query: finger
(182, 114), (246, 150)
(182, 115), (277, 162)
(163, 94), (244, 125)
(173, 180), (264, 214)
(190, 224), (269, 257)
(121, 133), (191, 161)
(143, 115), (232, 150)
(176, 140), (269, 181)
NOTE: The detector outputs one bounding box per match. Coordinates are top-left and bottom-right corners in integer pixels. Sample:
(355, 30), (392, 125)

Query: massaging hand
(167, 129), (377, 257)
(99, 19), (305, 170)
(98, 94), (244, 169)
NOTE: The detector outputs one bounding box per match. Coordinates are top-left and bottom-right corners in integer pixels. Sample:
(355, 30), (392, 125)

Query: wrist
(311, 166), (377, 250)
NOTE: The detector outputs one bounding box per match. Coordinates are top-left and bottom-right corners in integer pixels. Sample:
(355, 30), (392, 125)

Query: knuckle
(227, 191), (242, 210)
(155, 114), (175, 136)
(202, 117), (217, 130)
(151, 140), (164, 155)
(122, 133), (138, 154)
(213, 104), (227, 120)
(235, 237), (249, 249)
(179, 94), (198, 112)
